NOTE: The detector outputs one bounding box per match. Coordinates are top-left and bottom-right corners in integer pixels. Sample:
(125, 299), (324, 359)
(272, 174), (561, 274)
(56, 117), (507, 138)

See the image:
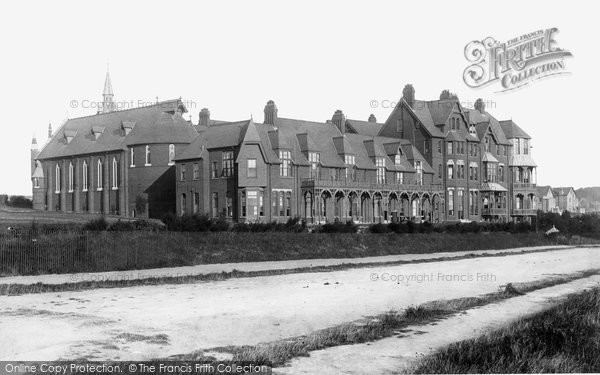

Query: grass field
(410, 286), (600, 373)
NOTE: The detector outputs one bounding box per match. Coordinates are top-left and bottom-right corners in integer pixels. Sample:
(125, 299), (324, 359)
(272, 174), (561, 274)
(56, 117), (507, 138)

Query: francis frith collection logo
(463, 27), (572, 92)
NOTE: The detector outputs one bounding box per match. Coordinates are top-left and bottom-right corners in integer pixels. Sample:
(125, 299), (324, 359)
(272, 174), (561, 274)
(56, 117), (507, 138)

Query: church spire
(101, 65), (115, 113)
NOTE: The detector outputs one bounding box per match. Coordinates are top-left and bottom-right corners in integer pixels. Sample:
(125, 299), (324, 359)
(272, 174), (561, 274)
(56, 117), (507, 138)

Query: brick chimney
(368, 114), (377, 123)
(402, 84), (415, 107)
(199, 108), (210, 127)
(263, 100), (278, 125)
(47, 123), (53, 139)
(332, 110), (346, 133)
(475, 98), (485, 113)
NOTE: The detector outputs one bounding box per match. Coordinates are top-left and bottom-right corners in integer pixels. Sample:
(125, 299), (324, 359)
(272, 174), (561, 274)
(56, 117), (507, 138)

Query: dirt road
(0, 247), (598, 361)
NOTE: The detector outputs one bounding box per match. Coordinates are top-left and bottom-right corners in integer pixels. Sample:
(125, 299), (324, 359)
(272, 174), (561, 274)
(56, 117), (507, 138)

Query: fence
(0, 229), (198, 276)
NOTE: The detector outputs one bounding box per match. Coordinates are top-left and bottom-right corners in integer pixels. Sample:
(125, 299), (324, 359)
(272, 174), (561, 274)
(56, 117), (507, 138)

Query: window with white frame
(448, 189), (454, 216)
(97, 159), (103, 190)
(309, 152), (320, 178)
(376, 157), (385, 184)
(247, 159), (257, 178)
(394, 154), (402, 166)
(145, 145), (151, 166)
(168, 144), (175, 165)
(33, 178), (39, 188)
(279, 150), (292, 177)
(112, 158), (118, 189)
(130, 147), (135, 167)
(396, 171), (404, 184)
(447, 160), (454, 179)
(82, 161), (88, 191)
(55, 164), (61, 193)
(345, 154), (355, 180)
(414, 161), (423, 185)
(68, 162), (74, 192)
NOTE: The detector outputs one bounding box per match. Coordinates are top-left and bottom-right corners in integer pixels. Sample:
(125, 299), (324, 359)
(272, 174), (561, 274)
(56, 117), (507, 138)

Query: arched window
(68, 162), (74, 192)
(112, 158), (118, 189)
(82, 161), (88, 191)
(55, 164), (61, 193)
(97, 159), (103, 190)
(168, 144), (175, 165)
(145, 145), (151, 166)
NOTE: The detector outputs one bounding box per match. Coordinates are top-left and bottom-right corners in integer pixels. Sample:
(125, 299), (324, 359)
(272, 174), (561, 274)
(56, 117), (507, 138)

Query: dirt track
(0, 247), (598, 361)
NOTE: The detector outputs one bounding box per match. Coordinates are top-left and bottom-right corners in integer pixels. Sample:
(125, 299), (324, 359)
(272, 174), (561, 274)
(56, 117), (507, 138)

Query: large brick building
(31, 72), (198, 218)
(32, 78), (540, 223)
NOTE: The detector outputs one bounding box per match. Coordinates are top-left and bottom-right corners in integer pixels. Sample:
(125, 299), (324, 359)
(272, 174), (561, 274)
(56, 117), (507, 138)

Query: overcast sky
(0, 0), (597, 195)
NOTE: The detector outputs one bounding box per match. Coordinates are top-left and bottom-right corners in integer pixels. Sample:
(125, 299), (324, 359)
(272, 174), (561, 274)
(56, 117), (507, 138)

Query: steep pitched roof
(552, 187), (576, 197)
(464, 109), (510, 144)
(499, 120), (531, 139)
(536, 185), (554, 197)
(346, 119), (384, 137)
(37, 99), (196, 160)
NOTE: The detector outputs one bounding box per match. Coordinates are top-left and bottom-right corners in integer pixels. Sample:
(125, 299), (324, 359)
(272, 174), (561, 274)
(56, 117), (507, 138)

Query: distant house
(552, 187), (579, 213)
(536, 185), (558, 213)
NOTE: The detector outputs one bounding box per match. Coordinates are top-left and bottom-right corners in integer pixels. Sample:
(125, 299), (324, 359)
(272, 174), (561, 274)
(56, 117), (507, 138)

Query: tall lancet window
(68, 162), (74, 192)
(145, 145), (151, 166)
(112, 158), (118, 189)
(82, 161), (88, 191)
(168, 144), (175, 165)
(97, 159), (103, 190)
(55, 164), (61, 193)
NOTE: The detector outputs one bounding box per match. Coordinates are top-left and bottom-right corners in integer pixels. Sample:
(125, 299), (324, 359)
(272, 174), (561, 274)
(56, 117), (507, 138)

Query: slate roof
(552, 187), (575, 197)
(37, 99), (196, 160)
(499, 120), (531, 139)
(346, 119), (384, 137)
(537, 185), (554, 197)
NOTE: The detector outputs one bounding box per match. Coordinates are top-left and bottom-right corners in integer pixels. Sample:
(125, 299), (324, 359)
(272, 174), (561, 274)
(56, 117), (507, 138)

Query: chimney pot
(263, 100), (278, 125)
(475, 98), (485, 113)
(402, 84), (415, 107)
(199, 108), (211, 127)
(368, 114), (377, 123)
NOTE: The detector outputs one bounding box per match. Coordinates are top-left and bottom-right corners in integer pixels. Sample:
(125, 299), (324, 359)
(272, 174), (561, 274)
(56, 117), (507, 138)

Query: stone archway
(360, 191), (371, 223)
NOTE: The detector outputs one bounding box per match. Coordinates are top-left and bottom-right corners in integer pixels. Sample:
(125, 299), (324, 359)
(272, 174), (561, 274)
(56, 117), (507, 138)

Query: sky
(0, 0), (598, 195)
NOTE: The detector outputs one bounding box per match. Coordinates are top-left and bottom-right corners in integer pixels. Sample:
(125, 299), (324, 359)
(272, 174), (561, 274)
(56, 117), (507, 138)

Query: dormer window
(64, 129), (77, 144)
(92, 126), (105, 140)
(394, 154), (402, 166)
(121, 121), (136, 136)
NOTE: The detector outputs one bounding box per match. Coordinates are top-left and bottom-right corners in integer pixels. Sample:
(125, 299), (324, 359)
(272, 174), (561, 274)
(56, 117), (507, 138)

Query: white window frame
(55, 164), (61, 193)
(33, 178), (39, 189)
(376, 157), (385, 184)
(97, 159), (103, 191)
(414, 161), (423, 185)
(130, 147), (135, 167)
(112, 158), (118, 190)
(68, 162), (74, 192)
(168, 144), (175, 166)
(145, 145), (151, 166)
(82, 161), (88, 192)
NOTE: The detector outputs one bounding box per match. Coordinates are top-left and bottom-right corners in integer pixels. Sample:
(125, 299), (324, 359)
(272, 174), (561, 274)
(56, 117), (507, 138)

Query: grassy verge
(410, 285), (600, 373)
(166, 270), (600, 367)
(4, 231), (594, 277)
(0, 245), (576, 296)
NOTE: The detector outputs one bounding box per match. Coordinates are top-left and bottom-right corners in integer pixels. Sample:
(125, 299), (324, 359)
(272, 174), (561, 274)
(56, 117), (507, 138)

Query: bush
(317, 220), (358, 233)
(83, 216), (108, 231)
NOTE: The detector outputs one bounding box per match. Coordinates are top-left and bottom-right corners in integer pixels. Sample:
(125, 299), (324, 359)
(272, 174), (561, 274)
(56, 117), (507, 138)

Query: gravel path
(0, 246), (597, 361)
(275, 275), (600, 374)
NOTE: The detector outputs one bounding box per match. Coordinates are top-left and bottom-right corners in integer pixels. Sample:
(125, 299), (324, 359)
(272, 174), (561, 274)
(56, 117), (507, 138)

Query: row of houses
(31, 73), (546, 224)
(536, 186), (583, 214)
